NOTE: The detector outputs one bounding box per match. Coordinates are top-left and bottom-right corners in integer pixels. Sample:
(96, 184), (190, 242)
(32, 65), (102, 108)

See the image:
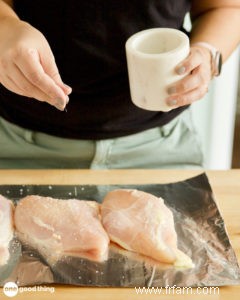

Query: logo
(3, 282), (19, 297)
(2, 282), (55, 297)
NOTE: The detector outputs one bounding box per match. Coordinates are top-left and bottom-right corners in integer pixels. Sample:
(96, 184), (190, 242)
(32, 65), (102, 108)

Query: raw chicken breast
(101, 189), (193, 267)
(0, 195), (14, 266)
(14, 196), (109, 263)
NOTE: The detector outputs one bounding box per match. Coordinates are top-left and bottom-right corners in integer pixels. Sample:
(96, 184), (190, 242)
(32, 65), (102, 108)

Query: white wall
(191, 48), (240, 169)
(184, 13), (240, 169)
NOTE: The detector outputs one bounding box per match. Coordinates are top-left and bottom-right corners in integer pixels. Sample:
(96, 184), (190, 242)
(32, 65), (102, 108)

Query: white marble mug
(125, 28), (190, 111)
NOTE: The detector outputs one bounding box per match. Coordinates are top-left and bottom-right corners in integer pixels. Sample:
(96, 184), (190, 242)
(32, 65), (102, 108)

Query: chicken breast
(101, 189), (193, 267)
(0, 195), (14, 266)
(14, 195), (109, 263)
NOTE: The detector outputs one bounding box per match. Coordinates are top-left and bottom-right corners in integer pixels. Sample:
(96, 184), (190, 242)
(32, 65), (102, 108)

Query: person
(0, 0), (239, 169)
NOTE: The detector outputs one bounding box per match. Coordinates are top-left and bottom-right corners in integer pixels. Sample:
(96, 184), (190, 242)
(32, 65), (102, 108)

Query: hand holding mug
(126, 28), (212, 111)
(166, 45), (212, 108)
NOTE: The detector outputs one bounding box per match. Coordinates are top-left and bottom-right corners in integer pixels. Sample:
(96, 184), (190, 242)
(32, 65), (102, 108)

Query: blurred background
(185, 15), (240, 170)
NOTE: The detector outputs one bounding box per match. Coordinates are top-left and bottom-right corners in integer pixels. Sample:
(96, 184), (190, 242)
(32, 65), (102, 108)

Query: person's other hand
(165, 45), (212, 108)
(0, 17), (72, 111)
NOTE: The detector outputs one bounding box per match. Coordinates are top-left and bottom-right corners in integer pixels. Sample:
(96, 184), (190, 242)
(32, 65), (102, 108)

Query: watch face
(215, 52), (222, 76)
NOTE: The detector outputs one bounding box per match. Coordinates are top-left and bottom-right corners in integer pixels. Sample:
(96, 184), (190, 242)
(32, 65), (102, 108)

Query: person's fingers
(13, 48), (68, 109)
(40, 48), (72, 95)
(166, 83), (209, 108)
(56, 81), (72, 95)
(166, 46), (212, 107)
(167, 66), (205, 95)
(0, 74), (26, 97)
(0, 72), (65, 110)
(9, 63), (66, 109)
(175, 48), (204, 75)
(175, 45), (212, 77)
(0, 61), (66, 110)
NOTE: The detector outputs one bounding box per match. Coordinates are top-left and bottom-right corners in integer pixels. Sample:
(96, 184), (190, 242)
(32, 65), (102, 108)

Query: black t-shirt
(0, 0), (191, 139)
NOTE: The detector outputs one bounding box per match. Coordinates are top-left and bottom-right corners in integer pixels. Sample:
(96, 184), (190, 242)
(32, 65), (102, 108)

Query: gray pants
(0, 109), (203, 169)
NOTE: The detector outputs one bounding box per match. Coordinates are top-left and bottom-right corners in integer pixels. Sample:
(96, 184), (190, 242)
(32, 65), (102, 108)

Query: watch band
(191, 42), (222, 77)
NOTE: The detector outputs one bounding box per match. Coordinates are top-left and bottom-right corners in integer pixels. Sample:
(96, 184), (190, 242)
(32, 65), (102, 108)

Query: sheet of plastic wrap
(0, 173), (239, 287)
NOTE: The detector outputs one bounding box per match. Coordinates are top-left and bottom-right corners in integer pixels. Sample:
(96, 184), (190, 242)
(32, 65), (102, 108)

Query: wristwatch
(191, 42), (223, 77)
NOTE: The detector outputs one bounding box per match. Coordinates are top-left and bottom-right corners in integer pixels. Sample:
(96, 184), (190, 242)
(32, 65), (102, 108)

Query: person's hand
(165, 45), (212, 108)
(0, 17), (71, 110)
